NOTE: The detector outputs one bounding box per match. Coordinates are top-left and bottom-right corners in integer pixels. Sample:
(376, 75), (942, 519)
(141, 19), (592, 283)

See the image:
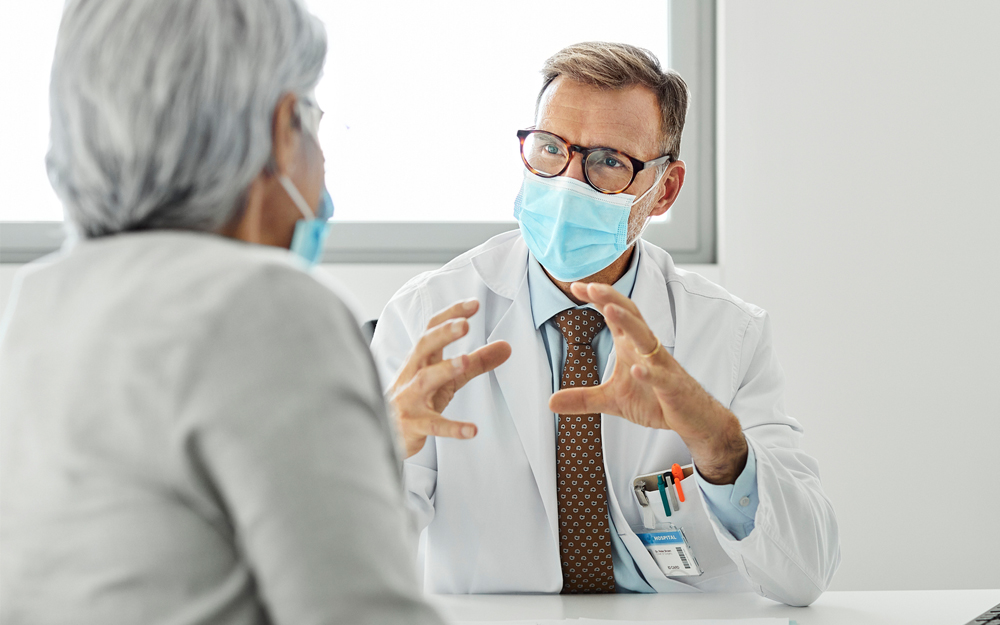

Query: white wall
(0, 263), (719, 325)
(2, 0), (997, 594)
(718, 0), (1000, 590)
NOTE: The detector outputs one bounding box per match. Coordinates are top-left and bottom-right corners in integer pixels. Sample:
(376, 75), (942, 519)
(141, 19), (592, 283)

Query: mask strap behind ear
(278, 175), (315, 220)
(633, 164), (670, 205)
(629, 166), (671, 246)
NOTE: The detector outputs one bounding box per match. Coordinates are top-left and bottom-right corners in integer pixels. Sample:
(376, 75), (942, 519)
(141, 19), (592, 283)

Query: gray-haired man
(375, 42), (841, 605)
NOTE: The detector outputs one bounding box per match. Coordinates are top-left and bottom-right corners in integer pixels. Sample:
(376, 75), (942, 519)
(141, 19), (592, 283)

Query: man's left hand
(548, 282), (748, 485)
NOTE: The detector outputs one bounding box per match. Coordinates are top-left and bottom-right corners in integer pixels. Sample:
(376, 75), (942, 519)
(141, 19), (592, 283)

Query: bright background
(0, 0), (669, 222)
(2, 0), (999, 592)
(717, 0), (1000, 591)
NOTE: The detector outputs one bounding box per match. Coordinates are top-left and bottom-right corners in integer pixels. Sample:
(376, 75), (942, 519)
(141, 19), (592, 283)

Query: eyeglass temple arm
(639, 154), (673, 171)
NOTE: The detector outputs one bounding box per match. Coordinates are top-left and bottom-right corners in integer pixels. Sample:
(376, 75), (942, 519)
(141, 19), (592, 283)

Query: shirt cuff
(694, 437), (759, 540)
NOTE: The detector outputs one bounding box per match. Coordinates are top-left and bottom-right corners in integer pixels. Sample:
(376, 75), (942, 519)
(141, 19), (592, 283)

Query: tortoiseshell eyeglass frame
(517, 128), (673, 195)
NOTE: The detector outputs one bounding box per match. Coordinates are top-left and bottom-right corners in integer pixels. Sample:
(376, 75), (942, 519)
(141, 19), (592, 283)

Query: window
(0, 1), (715, 264)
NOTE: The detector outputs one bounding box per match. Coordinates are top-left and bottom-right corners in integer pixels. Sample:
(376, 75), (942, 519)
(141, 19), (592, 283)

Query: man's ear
(269, 93), (301, 178)
(649, 160), (686, 217)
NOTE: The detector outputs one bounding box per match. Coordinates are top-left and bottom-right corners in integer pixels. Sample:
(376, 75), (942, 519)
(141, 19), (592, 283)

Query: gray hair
(47, 0), (327, 238)
(537, 42), (689, 162)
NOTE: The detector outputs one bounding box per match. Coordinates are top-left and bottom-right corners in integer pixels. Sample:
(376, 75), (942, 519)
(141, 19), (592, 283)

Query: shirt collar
(526, 247), (641, 330)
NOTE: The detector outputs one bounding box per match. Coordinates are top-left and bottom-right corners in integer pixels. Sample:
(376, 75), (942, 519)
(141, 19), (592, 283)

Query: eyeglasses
(297, 95), (324, 138)
(517, 129), (672, 195)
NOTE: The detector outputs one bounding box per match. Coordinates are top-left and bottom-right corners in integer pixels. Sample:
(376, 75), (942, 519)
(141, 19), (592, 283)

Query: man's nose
(562, 153), (588, 184)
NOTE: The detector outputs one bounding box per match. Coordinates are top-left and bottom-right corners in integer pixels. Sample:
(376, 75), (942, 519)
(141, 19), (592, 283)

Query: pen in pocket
(656, 473), (672, 516)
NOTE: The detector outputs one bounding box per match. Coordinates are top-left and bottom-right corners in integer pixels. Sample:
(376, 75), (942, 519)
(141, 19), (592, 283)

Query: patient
(0, 1), (457, 623)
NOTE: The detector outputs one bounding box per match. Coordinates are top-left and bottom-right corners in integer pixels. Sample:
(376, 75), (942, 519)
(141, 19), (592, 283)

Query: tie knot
(553, 309), (605, 346)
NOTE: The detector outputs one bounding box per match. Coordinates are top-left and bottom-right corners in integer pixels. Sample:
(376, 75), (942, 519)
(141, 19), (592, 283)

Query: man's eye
(604, 157), (623, 168)
(544, 144), (560, 155)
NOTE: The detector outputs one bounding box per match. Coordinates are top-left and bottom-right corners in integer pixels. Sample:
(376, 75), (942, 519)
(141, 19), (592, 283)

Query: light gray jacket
(0, 232), (442, 625)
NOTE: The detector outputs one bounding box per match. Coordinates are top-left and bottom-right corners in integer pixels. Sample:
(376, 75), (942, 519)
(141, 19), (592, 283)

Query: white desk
(430, 590), (1000, 625)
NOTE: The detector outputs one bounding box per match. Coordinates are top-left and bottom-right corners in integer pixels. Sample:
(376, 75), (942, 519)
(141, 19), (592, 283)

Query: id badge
(636, 526), (703, 577)
(631, 466), (703, 577)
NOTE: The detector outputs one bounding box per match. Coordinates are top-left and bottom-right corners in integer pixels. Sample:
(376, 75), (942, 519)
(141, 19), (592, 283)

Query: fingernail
(451, 356), (465, 372)
(461, 425), (476, 438)
(451, 319), (464, 336)
(463, 299), (477, 312)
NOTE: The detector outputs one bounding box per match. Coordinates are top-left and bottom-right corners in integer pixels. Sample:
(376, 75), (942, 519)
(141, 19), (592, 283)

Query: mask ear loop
(278, 175), (316, 220)
(273, 93), (322, 221)
(627, 165), (671, 246)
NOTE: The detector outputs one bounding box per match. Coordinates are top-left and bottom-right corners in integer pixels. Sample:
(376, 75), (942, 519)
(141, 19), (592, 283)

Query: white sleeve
(710, 310), (841, 607)
(181, 265), (444, 625)
(370, 285), (438, 534)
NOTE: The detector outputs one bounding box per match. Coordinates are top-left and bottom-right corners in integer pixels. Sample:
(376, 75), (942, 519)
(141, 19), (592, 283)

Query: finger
(410, 355), (468, 397)
(629, 363), (677, 397)
(604, 303), (661, 358)
(409, 411), (478, 440)
(426, 298), (479, 330)
(549, 385), (613, 416)
(408, 317), (470, 371)
(600, 304), (630, 341)
(631, 363), (665, 384)
(454, 340), (512, 388)
(568, 281), (594, 303)
(569, 282), (642, 318)
(411, 299), (478, 370)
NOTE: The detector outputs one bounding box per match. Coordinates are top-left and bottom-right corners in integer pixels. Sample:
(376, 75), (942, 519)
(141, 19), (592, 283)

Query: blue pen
(657, 474), (672, 516)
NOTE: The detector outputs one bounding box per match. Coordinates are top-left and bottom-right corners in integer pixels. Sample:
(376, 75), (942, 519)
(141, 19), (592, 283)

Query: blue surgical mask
(279, 175), (334, 267)
(513, 169), (662, 282)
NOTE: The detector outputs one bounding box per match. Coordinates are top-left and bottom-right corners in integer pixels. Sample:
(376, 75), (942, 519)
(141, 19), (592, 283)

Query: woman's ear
(269, 93), (301, 178)
(649, 160), (686, 218)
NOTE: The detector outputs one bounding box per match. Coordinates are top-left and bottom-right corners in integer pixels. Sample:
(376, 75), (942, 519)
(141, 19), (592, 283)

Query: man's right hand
(388, 298), (511, 458)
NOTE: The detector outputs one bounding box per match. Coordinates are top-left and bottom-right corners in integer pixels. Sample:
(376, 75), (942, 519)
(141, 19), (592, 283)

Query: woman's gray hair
(47, 0), (327, 238)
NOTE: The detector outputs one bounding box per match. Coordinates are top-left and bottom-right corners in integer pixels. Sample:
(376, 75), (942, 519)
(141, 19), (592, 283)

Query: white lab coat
(371, 231), (840, 606)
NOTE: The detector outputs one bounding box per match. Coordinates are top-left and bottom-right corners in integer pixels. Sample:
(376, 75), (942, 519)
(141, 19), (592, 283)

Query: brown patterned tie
(553, 309), (615, 594)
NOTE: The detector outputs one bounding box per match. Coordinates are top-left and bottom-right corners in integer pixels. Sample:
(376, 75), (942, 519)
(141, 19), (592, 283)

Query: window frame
(0, 0), (716, 265)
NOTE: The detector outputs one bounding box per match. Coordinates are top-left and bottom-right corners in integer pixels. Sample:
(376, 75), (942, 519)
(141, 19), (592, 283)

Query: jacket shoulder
(642, 241), (766, 321)
(384, 230), (520, 311)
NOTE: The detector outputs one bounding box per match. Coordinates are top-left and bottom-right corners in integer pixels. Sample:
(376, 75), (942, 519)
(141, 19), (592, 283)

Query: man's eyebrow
(538, 126), (645, 158)
(586, 136), (647, 159)
(591, 124), (657, 158)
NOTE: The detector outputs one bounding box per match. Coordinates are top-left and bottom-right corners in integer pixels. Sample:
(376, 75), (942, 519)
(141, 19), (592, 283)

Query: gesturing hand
(548, 282), (747, 484)
(389, 299), (511, 459)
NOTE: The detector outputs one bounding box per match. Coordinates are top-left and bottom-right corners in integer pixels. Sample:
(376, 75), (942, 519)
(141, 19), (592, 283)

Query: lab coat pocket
(627, 473), (737, 585)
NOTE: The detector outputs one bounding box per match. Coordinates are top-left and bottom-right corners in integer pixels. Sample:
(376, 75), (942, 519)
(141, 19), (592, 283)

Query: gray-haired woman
(0, 1), (449, 623)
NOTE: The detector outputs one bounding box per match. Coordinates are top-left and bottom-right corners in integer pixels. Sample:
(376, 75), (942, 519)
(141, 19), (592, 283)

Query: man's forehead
(536, 77), (661, 158)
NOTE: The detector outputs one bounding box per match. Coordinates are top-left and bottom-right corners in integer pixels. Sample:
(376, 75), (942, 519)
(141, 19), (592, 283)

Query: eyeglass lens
(299, 99), (323, 137)
(521, 131), (634, 193)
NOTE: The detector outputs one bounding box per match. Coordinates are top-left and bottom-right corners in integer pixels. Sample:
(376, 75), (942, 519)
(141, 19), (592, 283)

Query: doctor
(373, 42), (840, 605)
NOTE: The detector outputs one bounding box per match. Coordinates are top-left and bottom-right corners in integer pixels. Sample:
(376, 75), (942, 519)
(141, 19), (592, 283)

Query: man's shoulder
(641, 241), (765, 321)
(388, 229), (523, 305)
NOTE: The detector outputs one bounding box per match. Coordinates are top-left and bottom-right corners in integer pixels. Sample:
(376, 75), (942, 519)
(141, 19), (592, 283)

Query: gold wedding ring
(639, 337), (662, 359)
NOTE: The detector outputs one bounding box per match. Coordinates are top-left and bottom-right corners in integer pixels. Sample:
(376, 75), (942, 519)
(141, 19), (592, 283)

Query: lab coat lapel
(476, 237), (560, 549)
(601, 239), (677, 381)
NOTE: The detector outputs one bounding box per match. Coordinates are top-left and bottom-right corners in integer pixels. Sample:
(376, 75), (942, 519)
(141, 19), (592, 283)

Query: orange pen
(671, 464), (686, 503)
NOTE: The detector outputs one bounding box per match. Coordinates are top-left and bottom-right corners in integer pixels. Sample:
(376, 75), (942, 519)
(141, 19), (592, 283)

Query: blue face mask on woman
(278, 175), (334, 267)
(513, 169), (663, 282)
(275, 94), (332, 267)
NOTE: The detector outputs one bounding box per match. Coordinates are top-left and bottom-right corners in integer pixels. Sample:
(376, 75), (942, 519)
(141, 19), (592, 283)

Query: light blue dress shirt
(526, 249), (760, 593)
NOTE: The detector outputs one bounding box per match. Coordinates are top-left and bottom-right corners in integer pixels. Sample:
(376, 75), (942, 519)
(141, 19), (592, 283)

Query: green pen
(657, 473), (672, 517)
